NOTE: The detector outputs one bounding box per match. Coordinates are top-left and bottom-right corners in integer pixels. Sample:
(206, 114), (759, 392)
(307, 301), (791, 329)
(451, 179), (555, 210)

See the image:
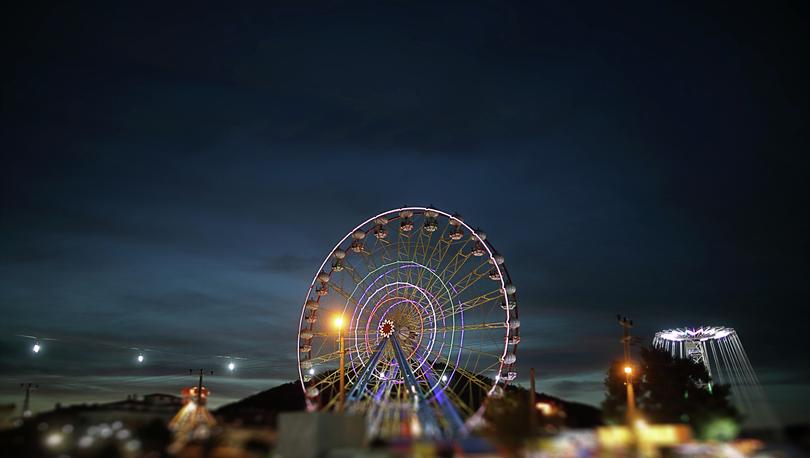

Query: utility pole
(20, 383), (38, 418)
(189, 369), (214, 405)
(529, 368), (537, 434)
(617, 315), (637, 425)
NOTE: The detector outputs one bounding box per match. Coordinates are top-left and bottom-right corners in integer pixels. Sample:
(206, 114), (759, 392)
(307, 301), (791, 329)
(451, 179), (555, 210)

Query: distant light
(45, 432), (63, 448)
(624, 366), (633, 374)
(137, 354), (144, 363)
(333, 315), (344, 329)
(228, 362), (235, 372)
(308, 368), (315, 376)
(78, 435), (94, 448)
(33, 343), (41, 353)
(441, 375), (448, 382)
(125, 439), (141, 452)
(536, 402), (554, 416)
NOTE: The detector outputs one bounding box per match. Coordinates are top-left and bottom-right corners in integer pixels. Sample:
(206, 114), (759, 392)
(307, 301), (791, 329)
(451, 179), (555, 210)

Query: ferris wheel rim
(295, 206), (516, 402)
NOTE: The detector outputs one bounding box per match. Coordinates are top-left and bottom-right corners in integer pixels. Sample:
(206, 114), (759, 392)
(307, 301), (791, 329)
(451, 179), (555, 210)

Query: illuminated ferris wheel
(296, 207), (520, 438)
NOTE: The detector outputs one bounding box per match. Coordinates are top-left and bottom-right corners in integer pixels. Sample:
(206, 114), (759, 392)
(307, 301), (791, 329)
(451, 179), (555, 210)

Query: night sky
(1, 2), (808, 424)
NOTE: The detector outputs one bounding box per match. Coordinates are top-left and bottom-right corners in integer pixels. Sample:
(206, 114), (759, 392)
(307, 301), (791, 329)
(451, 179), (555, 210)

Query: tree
(602, 346), (739, 439)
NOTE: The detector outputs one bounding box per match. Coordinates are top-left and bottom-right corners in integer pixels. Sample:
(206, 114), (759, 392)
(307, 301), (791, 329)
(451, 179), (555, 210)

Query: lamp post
(617, 315), (637, 425)
(618, 315), (640, 457)
(334, 315), (345, 414)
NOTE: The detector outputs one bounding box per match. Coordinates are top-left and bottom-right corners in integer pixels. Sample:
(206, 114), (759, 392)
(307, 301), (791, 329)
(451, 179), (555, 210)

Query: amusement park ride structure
(653, 327), (778, 428)
(296, 207), (520, 439)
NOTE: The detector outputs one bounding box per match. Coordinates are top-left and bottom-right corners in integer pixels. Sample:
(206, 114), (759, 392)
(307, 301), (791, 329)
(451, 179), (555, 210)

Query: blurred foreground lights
(45, 432), (63, 448)
(536, 402), (554, 416)
(116, 429), (130, 440)
(137, 354), (144, 363)
(228, 362), (235, 372)
(635, 419), (648, 429)
(78, 435), (94, 448)
(125, 439), (141, 452)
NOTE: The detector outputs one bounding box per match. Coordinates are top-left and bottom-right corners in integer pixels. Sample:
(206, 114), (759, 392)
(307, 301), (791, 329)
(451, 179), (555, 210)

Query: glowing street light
(333, 314), (345, 414)
(137, 354), (144, 363)
(32, 341), (41, 354)
(624, 365), (633, 375)
(228, 361), (236, 372)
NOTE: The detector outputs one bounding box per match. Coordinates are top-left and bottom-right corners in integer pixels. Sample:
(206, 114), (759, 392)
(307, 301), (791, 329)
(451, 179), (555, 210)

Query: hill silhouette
(216, 372), (601, 428)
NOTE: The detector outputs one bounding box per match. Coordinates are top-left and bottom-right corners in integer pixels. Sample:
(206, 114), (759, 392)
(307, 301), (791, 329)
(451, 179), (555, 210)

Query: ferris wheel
(296, 207), (520, 438)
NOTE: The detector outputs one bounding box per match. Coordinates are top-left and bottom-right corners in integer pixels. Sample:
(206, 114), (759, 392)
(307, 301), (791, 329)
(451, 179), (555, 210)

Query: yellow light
(535, 402), (554, 415)
(624, 366), (632, 374)
(635, 418), (648, 429)
(333, 316), (344, 329)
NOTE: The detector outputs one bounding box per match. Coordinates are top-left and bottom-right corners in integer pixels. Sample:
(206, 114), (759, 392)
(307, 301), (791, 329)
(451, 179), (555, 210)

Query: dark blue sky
(1, 1), (808, 423)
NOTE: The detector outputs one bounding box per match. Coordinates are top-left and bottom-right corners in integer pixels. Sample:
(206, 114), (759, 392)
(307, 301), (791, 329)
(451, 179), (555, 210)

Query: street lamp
(624, 365), (633, 375)
(333, 315), (345, 414)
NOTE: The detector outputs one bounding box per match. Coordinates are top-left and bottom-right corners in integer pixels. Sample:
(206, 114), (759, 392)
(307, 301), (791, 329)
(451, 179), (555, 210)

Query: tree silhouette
(603, 346), (739, 439)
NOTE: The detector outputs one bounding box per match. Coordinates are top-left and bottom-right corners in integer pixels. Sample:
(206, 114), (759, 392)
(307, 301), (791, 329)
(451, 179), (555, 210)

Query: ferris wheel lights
(298, 206), (519, 431)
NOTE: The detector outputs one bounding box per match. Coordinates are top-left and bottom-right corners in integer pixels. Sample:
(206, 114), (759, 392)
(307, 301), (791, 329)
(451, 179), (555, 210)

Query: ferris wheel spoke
(429, 241), (473, 288)
(423, 322), (507, 333)
(432, 264), (491, 306)
(428, 289), (504, 323)
(422, 339), (505, 360)
(306, 346), (363, 365)
(328, 281), (364, 309)
(432, 354), (498, 392)
(341, 258), (369, 289)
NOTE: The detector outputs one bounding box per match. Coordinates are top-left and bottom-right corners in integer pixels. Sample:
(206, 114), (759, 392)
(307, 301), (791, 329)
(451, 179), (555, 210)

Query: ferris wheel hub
(378, 319), (395, 338)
